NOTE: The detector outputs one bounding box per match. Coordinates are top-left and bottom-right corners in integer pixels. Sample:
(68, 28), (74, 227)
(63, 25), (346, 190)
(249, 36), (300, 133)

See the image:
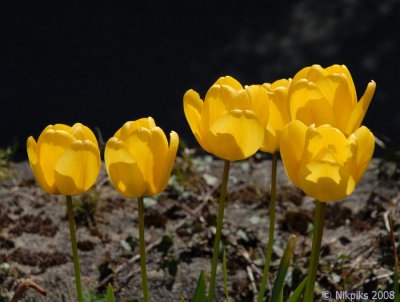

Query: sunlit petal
(345, 81), (376, 134)
(207, 109), (264, 161)
(54, 140), (101, 195)
(105, 137), (145, 198)
(280, 120), (308, 186)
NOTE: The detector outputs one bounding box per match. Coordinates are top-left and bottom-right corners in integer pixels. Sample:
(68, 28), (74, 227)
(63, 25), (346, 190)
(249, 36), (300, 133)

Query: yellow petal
(245, 85), (269, 127)
(115, 117), (156, 140)
(260, 122), (279, 153)
(298, 160), (355, 202)
(36, 129), (76, 190)
(54, 140), (101, 195)
(52, 124), (73, 132)
(326, 64), (357, 103)
(27, 136), (54, 193)
(304, 125), (350, 165)
(70, 123), (99, 145)
(183, 89), (208, 151)
(345, 81), (376, 134)
(315, 74), (355, 132)
(105, 137), (145, 198)
(292, 64), (325, 83)
(207, 109), (264, 161)
(122, 127), (152, 182)
(213, 75), (243, 91)
(289, 80), (335, 127)
(147, 127), (169, 195)
(155, 131), (179, 195)
(201, 85), (231, 135)
(347, 126), (375, 183)
(280, 120), (308, 186)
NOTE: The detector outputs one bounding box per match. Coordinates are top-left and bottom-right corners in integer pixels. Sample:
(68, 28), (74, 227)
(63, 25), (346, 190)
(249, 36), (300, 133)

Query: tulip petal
(298, 160), (355, 202)
(115, 117), (156, 140)
(105, 138), (145, 198)
(280, 120), (308, 186)
(70, 123), (99, 145)
(304, 125), (350, 165)
(347, 126), (375, 183)
(289, 80), (335, 127)
(183, 89), (208, 150)
(54, 140), (101, 195)
(157, 131), (179, 195)
(246, 85), (269, 127)
(201, 85), (231, 135)
(36, 129), (76, 190)
(213, 75), (243, 91)
(207, 109), (263, 161)
(316, 74), (355, 132)
(27, 136), (54, 193)
(326, 64), (357, 103)
(147, 127), (169, 195)
(292, 65), (325, 83)
(260, 122), (278, 153)
(345, 81), (376, 134)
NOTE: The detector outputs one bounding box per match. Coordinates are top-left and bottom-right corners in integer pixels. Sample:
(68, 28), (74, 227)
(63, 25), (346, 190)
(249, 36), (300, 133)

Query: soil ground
(0, 150), (399, 301)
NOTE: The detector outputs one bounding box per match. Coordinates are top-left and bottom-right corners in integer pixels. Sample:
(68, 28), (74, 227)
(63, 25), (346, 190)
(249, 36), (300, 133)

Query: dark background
(1, 1), (399, 159)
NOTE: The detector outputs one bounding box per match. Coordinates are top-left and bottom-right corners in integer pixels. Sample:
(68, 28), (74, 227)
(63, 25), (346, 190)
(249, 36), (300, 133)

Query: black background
(1, 1), (399, 159)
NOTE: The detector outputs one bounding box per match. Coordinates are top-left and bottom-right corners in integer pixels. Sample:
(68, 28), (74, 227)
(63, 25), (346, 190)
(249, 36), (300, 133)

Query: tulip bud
(289, 64), (376, 136)
(105, 117), (179, 198)
(27, 123), (101, 195)
(280, 120), (374, 202)
(183, 76), (265, 161)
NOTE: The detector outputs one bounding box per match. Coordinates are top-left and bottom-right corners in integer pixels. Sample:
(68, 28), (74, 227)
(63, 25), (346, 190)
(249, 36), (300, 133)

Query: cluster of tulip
(27, 64), (375, 301)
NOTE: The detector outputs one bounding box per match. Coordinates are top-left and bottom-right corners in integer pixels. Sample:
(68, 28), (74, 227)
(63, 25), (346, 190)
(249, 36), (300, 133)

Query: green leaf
(288, 276), (308, 302)
(223, 248), (229, 302)
(270, 235), (297, 302)
(106, 284), (116, 302)
(192, 270), (207, 302)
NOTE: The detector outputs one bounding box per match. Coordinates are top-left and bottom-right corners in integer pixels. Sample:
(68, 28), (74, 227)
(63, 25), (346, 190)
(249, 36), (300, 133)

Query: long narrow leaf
(106, 284), (116, 302)
(223, 248), (229, 302)
(192, 270), (207, 302)
(288, 276), (308, 302)
(270, 235), (297, 302)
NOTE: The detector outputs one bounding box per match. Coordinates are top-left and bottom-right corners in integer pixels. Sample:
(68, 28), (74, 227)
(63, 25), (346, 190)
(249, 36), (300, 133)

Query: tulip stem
(138, 196), (150, 302)
(257, 152), (278, 302)
(304, 200), (326, 302)
(208, 160), (231, 302)
(66, 195), (84, 302)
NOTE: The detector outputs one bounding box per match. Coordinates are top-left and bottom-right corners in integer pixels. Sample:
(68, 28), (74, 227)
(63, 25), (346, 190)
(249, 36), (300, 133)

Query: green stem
(207, 160), (231, 302)
(66, 195), (83, 302)
(138, 196), (150, 302)
(257, 152), (278, 302)
(303, 201), (326, 302)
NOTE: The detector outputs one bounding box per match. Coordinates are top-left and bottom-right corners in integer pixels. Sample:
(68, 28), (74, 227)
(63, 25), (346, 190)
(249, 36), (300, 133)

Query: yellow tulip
(27, 123), (101, 196)
(105, 117), (179, 198)
(260, 79), (291, 153)
(280, 120), (374, 202)
(289, 64), (376, 136)
(184, 76), (265, 161)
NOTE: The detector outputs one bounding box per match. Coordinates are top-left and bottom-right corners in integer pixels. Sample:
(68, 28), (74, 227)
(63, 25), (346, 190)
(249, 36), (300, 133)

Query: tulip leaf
(223, 248), (229, 302)
(270, 235), (297, 302)
(106, 284), (116, 302)
(192, 270), (207, 302)
(287, 276), (308, 302)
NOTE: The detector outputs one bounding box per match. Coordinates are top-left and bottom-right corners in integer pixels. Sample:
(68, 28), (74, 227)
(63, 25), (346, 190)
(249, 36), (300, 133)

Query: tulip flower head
(280, 121), (374, 202)
(27, 123), (101, 196)
(105, 117), (179, 198)
(184, 76), (265, 161)
(289, 64), (376, 136)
